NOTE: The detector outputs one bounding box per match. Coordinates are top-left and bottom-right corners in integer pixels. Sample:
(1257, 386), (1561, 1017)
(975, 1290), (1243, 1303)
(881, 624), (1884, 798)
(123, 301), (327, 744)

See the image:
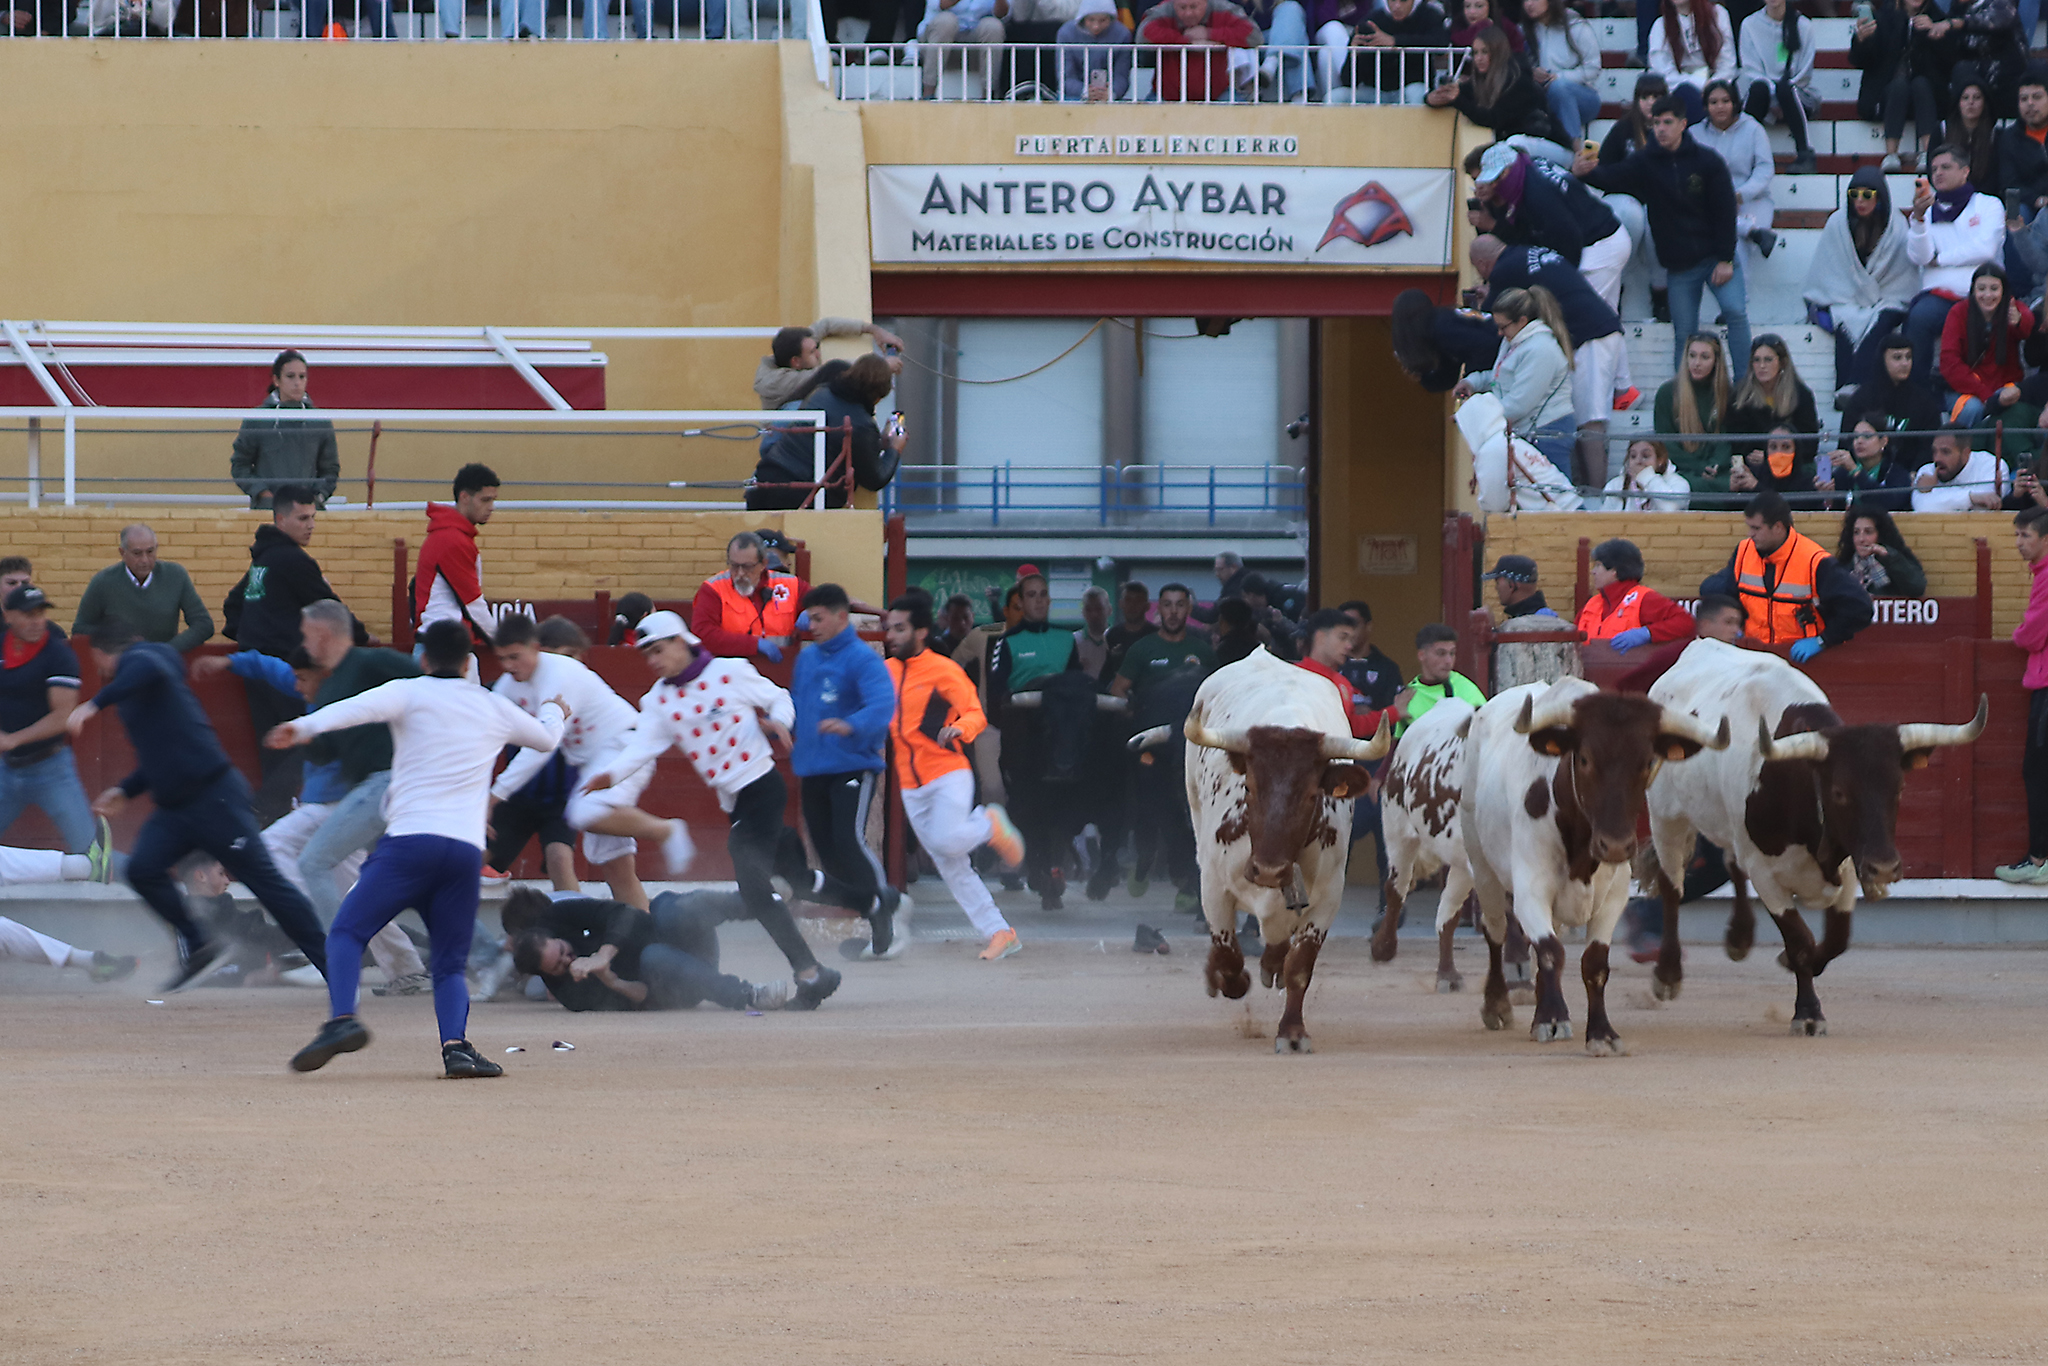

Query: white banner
(868, 164), (1454, 267)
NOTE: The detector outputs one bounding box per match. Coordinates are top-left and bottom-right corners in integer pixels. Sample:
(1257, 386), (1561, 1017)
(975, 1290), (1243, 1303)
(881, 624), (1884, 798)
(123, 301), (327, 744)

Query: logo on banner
(1315, 182), (1414, 251)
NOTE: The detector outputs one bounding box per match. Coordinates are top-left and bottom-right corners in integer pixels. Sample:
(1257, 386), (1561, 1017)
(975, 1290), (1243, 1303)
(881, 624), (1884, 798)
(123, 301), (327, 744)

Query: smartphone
(1916, 175), (1931, 195)
(1580, 138), (1600, 157)
(1853, 0), (1873, 19)
(884, 411), (906, 441)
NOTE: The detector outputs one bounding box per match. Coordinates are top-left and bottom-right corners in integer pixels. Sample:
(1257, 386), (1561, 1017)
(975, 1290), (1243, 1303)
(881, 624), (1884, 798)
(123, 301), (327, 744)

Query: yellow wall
(1482, 511), (2028, 635)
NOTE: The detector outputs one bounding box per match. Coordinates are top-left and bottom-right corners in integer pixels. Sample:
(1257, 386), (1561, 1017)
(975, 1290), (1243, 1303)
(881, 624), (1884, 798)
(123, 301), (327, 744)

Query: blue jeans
(298, 770), (391, 927)
(636, 0), (725, 35)
(0, 747), (96, 854)
(327, 833), (482, 1043)
(585, 0), (648, 35)
(439, 0), (540, 35)
(1904, 289), (1956, 392)
(1263, 0), (1311, 101)
(127, 766), (328, 971)
(641, 890), (756, 1010)
(1665, 255), (1751, 375)
(1546, 78), (1601, 142)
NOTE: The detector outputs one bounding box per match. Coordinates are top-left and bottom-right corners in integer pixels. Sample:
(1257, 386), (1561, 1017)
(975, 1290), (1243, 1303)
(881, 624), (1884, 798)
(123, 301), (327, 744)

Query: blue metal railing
(881, 462), (1306, 528)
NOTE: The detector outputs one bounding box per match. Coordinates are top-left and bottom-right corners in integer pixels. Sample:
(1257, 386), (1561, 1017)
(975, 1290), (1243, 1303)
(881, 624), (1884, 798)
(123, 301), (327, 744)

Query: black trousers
(1860, 69), (1940, 145)
(1131, 759), (1197, 892)
(1745, 76), (1811, 154)
(799, 771), (886, 913)
(2025, 689), (2048, 860)
(728, 770), (842, 973)
(243, 673), (305, 827)
(639, 891), (755, 1010)
(126, 766), (328, 973)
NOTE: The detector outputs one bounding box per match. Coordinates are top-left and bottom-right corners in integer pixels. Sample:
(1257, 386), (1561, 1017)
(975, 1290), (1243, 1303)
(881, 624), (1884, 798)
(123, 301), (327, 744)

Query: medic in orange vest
(1698, 491), (1873, 663)
(1575, 537), (1696, 654)
(690, 530), (809, 662)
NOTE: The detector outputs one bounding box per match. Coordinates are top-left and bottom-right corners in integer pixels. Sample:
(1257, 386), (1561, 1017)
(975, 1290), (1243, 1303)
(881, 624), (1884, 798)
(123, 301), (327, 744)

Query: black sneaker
(869, 886), (900, 957)
(441, 1040), (504, 1079)
(1133, 924), (1169, 955)
(786, 966), (842, 1011)
(290, 1016), (370, 1073)
(161, 937), (229, 994)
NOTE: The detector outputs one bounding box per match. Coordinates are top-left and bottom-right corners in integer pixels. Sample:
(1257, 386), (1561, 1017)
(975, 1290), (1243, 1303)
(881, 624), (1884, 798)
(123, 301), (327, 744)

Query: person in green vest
(71, 524), (214, 654)
(987, 573), (1078, 701)
(1392, 623), (1485, 737)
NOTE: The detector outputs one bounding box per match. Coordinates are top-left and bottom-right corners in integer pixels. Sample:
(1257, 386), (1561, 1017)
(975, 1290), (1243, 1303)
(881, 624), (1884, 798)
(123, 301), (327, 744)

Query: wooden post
(885, 513), (908, 603)
(1574, 537), (1591, 620)
(1941, 635), (1977, 876)
(1975, 538), (1993, 640)
(592, 590), (612, 643)
(390, 539), (414, 651)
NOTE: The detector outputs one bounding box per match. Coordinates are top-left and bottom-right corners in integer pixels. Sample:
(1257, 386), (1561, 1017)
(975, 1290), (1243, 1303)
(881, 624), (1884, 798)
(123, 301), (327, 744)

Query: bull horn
(1094, 694), (1130, 712)
(1659, 709), (1731, 752)
(1512, 691), (1578, 736)
(1008, 691), (1043, 710)
(1757, 715), (1830, 764)
(1183, 716), (1250, 753)
(1898, 694), (1990, 752)
(1127, 724), (1175, 752)
(1320, 712), (1393, 762)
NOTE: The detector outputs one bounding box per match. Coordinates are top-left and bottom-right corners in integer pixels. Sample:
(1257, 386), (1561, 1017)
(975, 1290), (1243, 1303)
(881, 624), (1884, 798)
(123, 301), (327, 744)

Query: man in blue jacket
(791, 583), (907, 959)
(67, 618), (329, 993)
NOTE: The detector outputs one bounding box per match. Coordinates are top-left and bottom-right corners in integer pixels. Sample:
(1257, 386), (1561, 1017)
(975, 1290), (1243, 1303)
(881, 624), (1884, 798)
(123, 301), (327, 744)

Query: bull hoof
(1259, 965), (1278, 989)
(1531, 1019), (1574, 1043)
(1219, 972), (1251, 1001)
(1480, 997), (1513, 1031)
(1370, 935), (1398, 964)
(1651, 975), (1681, 1002)
(1725, 938), (1751, 962)
(1274, 1034), (1313, 1054)
(1436, 970), (1464, 994)
(1584, 1033), (1629, 1057)
(1792, 1017), (1828, 1037)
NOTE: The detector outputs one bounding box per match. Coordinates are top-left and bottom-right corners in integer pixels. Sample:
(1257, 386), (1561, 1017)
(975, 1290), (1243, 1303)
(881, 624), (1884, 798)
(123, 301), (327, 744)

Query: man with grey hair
(1072, 586), (1112, 677)
(72, 524), (213, 653)
(1193, 551), (1250, 625)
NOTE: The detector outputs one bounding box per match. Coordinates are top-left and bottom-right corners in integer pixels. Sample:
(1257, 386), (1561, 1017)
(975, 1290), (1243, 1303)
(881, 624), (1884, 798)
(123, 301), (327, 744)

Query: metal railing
(881, 461), (1305, 527)
(0, 0), (801, 39)
(830, 40), (1464, 104)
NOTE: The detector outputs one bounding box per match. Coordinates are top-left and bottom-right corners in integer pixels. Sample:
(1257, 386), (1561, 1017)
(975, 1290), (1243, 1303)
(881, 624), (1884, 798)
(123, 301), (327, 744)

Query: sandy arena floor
(5, 928), (2047, 1365)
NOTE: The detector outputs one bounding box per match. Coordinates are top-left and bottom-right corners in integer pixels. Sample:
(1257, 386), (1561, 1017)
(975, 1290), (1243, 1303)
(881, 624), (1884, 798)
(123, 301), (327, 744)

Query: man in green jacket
(71, 525), (214, 654)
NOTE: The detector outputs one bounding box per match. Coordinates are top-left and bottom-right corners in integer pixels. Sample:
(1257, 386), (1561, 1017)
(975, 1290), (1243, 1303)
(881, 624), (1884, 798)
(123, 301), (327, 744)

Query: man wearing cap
(1482, 554), (1584, 691)
(0, 585), (101, 858)
(578, 609), (852, 1010)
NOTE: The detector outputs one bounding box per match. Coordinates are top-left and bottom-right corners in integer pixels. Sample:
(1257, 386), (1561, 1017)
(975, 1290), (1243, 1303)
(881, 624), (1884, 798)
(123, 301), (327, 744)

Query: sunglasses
(1847, 187), (1879, 201)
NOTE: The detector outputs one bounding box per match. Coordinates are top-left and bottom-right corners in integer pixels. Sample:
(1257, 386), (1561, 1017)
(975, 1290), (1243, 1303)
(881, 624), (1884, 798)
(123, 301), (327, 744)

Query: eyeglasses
(1846, 187), (1879, 202)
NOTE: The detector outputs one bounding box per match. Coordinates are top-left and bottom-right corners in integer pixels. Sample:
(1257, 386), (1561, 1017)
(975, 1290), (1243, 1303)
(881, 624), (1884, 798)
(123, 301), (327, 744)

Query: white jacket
(1907, 193), (2006, 297)
(1466, 318), (1575, 433)
(1692, 113), (1776, 228)
(490, 652), (642, 800)
(1912, 450), (2009, 511)
(1734, 8), (1817, 107)
(594, 655), (794, 811)
(1600, 466), (1693, 510)
(295, 676), (563, 848)
(1648, 3), (1735, 85)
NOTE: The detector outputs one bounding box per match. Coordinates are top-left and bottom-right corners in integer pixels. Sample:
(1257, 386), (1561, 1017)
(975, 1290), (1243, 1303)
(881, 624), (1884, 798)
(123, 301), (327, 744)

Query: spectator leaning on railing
(750, 353), (905, 511)
(1804, 168), (1918, 404)
(1578, 538), (1695, 653)
(1835, 506), (1928, 598)
(755, 319), (904, 410)
(1058, 0), (1135, 100)
(1425, 23), (1554, 140)
(1602, 438), (1692, 511)
(1390, 287), (1499, 392)
(230, 349), (338, 512)
(1339, 0), (1448, 105)
(1912, 428), (2011, 510)
(1453, 284), (1578, 477)
(1137, 0), (1261, 103)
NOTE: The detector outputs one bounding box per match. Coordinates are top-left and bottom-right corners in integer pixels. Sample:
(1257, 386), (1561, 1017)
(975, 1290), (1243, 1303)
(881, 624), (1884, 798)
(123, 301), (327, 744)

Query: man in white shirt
(490, 613), (679, 909)
(1903, 146), (2007, 388)
(581, 610), (844, 1011)
(1912, 430), (2010, 512)
(271, 620), (568, 1080)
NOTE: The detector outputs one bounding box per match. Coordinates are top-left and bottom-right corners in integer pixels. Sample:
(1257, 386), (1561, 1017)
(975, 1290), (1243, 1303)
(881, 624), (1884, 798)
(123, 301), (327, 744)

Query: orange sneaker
(979, 927), (1021, 961)
(1611, 385), (1642, 411)
(984, 804), (1025, 869)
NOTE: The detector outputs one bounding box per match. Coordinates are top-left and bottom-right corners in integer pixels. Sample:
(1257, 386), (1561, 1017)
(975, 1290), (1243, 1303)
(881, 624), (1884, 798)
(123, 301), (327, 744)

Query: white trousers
(263, 803), (422, 979)
(1577, 226), (1634, 395)
(563, 748), (654, 866)
(0, 846), (66, 886)
(1571, 333), (1625, 431)
(900, 768), (1010, 938)
(0, 914), (83, 967)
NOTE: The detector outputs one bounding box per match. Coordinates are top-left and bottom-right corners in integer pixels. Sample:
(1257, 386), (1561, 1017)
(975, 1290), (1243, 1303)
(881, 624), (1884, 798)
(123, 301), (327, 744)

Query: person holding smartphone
(1057, 0), (1133, 100)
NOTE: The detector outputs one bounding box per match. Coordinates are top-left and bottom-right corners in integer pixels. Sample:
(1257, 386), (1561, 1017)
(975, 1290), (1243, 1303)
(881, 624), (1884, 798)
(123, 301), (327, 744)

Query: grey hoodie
(230, 393), (339, 508)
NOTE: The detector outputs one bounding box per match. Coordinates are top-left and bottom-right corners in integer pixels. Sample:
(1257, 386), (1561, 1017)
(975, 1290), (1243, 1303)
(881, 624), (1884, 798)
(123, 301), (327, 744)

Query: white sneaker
(1880, 152), (1902, 171)
(749, 979), (792, 1010)
(277, 964), (324, 988)
(468, 949), (514, 1003)
(662, 819), (696, 877)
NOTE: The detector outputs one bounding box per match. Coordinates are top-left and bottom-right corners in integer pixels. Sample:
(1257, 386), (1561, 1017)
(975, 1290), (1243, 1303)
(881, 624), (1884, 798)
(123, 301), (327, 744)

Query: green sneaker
(1126, 873), (1149, 899)
(1173, 889), (1200, 916)
(86, 816), (114, 884)
(88, 950), (138, 983)
(1995, 858), (2048, 886)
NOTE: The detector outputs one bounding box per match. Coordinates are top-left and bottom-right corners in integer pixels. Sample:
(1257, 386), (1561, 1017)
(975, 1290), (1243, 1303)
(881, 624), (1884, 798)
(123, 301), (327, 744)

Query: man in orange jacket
(884, 595), (1027, 963)
(690, 531), (807, 662)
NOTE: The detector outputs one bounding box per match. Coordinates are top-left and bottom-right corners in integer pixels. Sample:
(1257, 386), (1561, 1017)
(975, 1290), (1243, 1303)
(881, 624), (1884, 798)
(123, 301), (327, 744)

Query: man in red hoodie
(1999, 505), (2048, 884)
(1136, 0), (1258, 102)
(1576, 537), (1694, 653)
(413, 464), (502, 645)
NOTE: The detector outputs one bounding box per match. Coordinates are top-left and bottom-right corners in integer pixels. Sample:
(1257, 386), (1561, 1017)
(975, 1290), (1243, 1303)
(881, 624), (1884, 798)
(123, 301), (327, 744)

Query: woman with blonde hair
(1454, 284), (1576, 475)
(1601, 438), (1693, 510)
(1725, 333), (1820, 490)
(1653, 332), (1732, 500)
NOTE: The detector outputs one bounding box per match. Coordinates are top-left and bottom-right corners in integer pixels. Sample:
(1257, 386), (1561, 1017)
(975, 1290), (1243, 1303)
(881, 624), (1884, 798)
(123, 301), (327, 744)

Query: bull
(1646, 639), (1986, 1034)
(1002, 671), (1129, 910)
(1464, 677), (1729, 1055)
(1177, 649), (1391, 1053)
(1369, 697), (1477, 994)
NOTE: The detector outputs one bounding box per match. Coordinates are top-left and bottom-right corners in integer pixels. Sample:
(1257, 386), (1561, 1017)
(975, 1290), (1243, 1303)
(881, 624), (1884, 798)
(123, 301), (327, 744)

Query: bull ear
(1525, 726), (1576, 757)
(1901, 749), (1933, 771)
(1655, 733), (1706, 762)
(1321, 762), (1371, 799)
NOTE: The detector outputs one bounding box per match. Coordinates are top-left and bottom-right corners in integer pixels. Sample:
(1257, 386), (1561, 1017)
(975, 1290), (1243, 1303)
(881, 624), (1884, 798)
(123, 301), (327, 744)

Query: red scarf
(3, 631), (49, 670)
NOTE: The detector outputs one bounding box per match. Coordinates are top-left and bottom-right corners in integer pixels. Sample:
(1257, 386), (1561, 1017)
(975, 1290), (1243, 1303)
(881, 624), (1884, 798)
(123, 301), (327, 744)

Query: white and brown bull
(1368, 697), (1477, 994)
(1646, 639), (1986, 1035)
(1176, 649), (1390, 1053)
(1464, 677), (1729, 1054)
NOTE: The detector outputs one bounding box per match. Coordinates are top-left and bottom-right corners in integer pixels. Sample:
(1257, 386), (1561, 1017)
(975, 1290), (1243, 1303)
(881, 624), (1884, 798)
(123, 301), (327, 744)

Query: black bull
(998, 671), (1131, 907)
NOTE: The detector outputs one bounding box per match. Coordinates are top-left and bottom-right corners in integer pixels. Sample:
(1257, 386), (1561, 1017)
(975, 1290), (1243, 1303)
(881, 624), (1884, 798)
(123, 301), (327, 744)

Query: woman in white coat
(1802, 166), (1920, 401)
(1601, 438), (1693, 510)
(1736, 0), (1820, 172)
(1453, 285), (1577, 476)
(1694, 78), (1779, 261)
(1648, 0), (1735, 123)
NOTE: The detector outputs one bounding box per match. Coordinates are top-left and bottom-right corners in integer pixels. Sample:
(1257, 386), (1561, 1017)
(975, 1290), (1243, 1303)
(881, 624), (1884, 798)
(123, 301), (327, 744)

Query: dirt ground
(5, 931), (2048, 1365)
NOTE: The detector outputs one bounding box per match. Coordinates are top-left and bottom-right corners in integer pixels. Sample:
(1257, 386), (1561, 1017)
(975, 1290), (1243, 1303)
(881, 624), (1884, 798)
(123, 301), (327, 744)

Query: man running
(69, 619), (330, 993)
(274, 620), (568, 1079)
(578, 610), (845, 1009)
(883, 595), (1025, 962)
(490, 611), (679, 907)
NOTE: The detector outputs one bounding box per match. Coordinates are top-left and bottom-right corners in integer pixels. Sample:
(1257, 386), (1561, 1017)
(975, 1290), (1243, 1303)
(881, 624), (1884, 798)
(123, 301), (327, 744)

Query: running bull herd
(1139, 642), (1987, 1056)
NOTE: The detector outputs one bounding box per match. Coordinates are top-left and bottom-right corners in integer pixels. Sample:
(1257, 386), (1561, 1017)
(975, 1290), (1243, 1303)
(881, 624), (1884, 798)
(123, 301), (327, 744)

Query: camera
(1284, 414), (1311, 439)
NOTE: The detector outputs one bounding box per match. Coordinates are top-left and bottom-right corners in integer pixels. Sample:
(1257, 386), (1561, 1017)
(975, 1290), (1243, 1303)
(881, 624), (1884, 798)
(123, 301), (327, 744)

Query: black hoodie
(1581, 129), (1737, 273)
(223, 523), (364, 658)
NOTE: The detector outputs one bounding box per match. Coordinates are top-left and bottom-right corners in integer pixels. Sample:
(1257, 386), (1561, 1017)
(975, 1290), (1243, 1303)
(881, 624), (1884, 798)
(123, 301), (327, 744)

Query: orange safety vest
(701, 571), (802, 640)
(1733, 528), (1830, 645)
(1576, 586), (1646, 641)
